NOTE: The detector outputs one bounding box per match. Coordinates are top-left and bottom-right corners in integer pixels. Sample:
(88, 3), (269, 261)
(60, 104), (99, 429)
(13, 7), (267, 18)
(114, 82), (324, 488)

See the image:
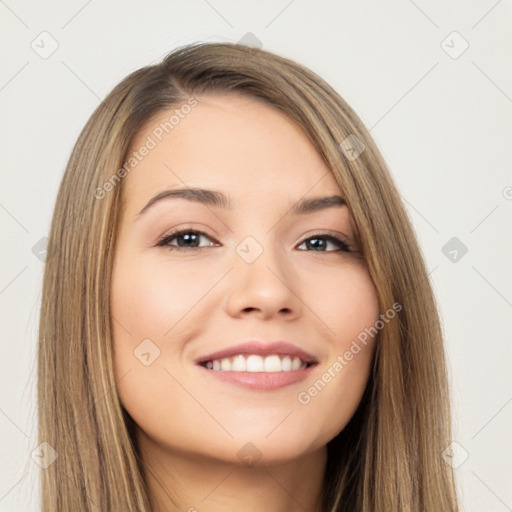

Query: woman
(38, 42), (459, 511)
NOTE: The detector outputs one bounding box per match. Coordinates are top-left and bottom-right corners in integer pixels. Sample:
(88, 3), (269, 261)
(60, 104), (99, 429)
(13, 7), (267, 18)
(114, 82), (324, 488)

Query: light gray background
(1, 1), (511, 510)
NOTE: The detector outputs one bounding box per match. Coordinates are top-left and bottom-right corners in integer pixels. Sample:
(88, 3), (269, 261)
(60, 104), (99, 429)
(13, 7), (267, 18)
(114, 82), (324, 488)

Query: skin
(111, 92), (380, 512)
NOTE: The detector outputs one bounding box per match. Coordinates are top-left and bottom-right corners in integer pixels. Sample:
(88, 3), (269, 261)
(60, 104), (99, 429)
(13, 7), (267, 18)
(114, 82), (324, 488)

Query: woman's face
(111, 93), (380, 465)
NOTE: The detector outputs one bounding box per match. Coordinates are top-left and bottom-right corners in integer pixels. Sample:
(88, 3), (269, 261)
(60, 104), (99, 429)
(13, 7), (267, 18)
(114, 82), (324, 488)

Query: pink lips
(198, 365), (317, 391)
(195, 340), (319, 391)
(194, 340), (318, 366)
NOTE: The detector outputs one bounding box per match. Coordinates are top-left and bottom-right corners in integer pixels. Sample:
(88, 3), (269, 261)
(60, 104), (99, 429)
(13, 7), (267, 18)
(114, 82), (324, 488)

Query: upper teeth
(204, 354), (307, 372)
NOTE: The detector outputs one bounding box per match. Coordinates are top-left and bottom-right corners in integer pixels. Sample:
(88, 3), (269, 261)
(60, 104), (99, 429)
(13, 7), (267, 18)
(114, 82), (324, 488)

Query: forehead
(122, 93), (342, 212)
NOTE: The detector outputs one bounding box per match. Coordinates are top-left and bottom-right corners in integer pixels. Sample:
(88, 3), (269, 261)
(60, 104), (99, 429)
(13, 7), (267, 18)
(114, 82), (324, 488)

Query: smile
(200, 354), (312, 372)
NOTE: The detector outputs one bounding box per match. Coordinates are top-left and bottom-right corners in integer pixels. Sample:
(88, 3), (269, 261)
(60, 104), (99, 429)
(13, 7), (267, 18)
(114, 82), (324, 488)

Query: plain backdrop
(1, 1), (511, 511)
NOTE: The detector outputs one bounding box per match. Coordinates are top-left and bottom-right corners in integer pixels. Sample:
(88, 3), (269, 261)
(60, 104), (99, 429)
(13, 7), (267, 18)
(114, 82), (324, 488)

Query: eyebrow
(137, 187), (345, 216)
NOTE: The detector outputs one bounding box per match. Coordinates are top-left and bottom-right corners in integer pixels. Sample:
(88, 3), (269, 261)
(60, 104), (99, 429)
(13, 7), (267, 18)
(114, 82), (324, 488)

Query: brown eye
(297, 234), (351, 253)
(157, 229), (218, 251)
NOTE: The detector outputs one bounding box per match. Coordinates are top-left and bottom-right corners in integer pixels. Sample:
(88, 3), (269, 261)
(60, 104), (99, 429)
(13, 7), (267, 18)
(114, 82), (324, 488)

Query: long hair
(38, 41), (459, 511)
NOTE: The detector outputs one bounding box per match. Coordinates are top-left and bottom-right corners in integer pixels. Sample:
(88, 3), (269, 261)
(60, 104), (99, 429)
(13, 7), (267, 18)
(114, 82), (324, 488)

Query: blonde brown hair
(38, 42), (459, 511)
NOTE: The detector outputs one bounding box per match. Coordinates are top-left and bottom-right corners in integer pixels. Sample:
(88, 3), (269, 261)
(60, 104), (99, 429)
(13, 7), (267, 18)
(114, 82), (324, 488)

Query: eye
(296, 233), (352, 253)
(156, 229), (352, 253)
(156, 229), (218, 252)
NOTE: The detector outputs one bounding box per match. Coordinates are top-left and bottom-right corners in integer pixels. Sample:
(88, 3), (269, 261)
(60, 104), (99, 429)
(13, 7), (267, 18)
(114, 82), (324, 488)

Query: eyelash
(156, 228), (352, 253)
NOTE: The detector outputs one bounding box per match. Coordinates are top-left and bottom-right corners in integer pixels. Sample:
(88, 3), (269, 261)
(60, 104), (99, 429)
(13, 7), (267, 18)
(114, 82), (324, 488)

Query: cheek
(110, 255), (210, 440)
(295, 262), (379, 438)
(109, 254), (205, 402)
(111, 257), (210, 343)
(302, 259), (380, 341)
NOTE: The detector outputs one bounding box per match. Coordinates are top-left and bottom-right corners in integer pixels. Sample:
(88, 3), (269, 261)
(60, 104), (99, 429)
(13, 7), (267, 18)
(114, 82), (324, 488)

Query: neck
(137, 429), (327, 512)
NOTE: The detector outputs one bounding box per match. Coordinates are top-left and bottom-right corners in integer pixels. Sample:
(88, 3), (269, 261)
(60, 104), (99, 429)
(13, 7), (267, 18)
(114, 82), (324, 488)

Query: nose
(224, 245), (302, 321)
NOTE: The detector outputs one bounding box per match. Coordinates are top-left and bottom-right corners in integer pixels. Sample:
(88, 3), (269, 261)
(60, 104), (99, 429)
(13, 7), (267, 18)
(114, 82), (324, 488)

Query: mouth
(199, 354), (315, 372)
(194, 340), (319, 391)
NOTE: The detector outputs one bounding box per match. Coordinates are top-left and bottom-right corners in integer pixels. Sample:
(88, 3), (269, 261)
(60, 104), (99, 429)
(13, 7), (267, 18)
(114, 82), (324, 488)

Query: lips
(194, 340), (319, 366)
(198, 364), (316, 391)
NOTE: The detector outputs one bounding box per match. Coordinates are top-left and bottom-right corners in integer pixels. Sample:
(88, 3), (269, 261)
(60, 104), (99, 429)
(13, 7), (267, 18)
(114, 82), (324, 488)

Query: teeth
(203, 354), (308, 372)
(231, 355), (246, 371)
(264, 355), (281, 372)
